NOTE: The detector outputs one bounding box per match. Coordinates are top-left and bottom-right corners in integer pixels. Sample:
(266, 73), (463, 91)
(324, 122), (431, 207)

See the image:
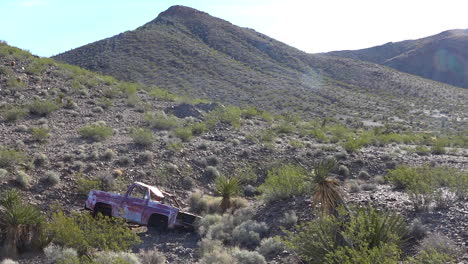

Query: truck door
(120, 185), (149, 224)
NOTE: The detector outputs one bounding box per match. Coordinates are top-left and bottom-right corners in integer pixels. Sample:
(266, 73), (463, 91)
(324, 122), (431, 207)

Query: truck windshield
(129, 185), (148, 200)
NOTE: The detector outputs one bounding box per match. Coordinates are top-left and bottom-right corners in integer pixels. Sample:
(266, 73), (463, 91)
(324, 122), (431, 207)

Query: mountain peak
(158, 5), (207, 18)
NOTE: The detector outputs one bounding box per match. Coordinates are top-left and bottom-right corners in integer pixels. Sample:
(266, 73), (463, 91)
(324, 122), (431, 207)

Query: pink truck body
(84, 182), (199, 229)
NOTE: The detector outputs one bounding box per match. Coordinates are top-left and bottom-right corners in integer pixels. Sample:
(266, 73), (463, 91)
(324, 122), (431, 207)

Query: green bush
(190, 122), (207, 136)
(30, 127), (51, 143)
(143, 111), (179, 130)
(174, 126), (193, 142)
(259, 164), (309, 202)
(130, 127), (154, 146)
(386, 165), (467, 210)
(48, 210), (141, 255)
(27, 99), (60, 116)
(148, 87), (178, 101)
(283, 206), (408, 264)
(15, 170), (30, 187)
(205, 106), (242, 129)
(76, 175), (100, 195)
(407, 233), (460, 264)
(79, 124), (113, 142)
(0, 147), (26, 168)
(2, 107), (27, 122)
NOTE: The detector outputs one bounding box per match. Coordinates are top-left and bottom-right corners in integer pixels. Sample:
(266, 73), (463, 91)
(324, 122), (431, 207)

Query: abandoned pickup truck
(84, 182), (200, 230)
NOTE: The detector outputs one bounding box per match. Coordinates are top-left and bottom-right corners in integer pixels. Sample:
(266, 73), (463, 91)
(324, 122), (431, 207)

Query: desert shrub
(347, 180), (361, 193)
(139, 248), (166, 264)
(374, 175), (386, 184)
(337, 165), (350, 178)
(2, 107), (27, 122)
(205, 166), (220, 178)
(189, 193), (222, 215)
(259, 164), (309, 202)
(232, 249), (266, 264)
(97, 97), (113, 109)
(361, 183), (377, 191)
(0, 190), (45, 258)
(232, 220), (269, 248)
(130, 127), (155, 146)
(0, 147), (26, 168)
(174, 126), (193, 142)
(27, 99), (59, 116)
(257, 237), (285, 257)
(408, 233), (460, 264)
(148, 87), (178, 101)
(0, 168), (8, 179)
(358, 170), (370, 180)
(79, 124), (113, 142)
(48, 211), (141, 255)
(431, 140), (446, 155)
(280, 211), (298, 228)
(72, 161), (85, 172)
(386, 165), (466, 210)
(44, 244), (80, 264)
(190, 122), (207, 136)
(33, 152), (48, 167)
(76, 175), (100, 195)
(199, 249), (236, 264)
(283, 206), (408, 264)
(241, 107), (260, 119)
(91, 251), (140, 264)
(408, 218), (427, 240)
(413, 145), (430, 155)
(101, 148), (116, 161)
(205, 106), (242, 129)
(117, 155), (133, 166)
(45, 171), (60, 185)
(30, 127), (51, 143)
(273, 122), (295, 134)
(139, 151), (153, 163)
(143, 111), (178, 130)
(15, 170), (30, 187)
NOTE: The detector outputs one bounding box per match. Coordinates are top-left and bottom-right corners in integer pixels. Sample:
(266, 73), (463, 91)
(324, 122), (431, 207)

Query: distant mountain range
(327, 29), (468, 89)
(53, 5), (467, 128)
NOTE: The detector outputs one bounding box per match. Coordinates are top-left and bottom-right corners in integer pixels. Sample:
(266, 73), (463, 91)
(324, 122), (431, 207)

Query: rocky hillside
(52, 6), (467, 132)
(328, 29), (468, 89)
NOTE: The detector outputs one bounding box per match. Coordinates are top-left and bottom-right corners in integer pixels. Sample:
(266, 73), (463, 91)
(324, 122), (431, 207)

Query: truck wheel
(148, 214), (168, 232)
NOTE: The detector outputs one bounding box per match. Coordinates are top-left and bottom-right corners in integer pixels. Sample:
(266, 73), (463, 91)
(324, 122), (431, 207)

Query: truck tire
(148, 214), (168, 231)
(93, 203), (112, 217)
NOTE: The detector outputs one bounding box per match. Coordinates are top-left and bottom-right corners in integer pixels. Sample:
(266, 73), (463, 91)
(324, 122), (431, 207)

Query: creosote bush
(27, 99), (60, 116)
(130, 127), (155, 147)
(79, 123), (113, 142)
(143, 111), (179, 130)
(0, 147), (26, 168)
(259, 164), (309, 202)
(48, 210), (141, 255)
(2, 107), (27, 122)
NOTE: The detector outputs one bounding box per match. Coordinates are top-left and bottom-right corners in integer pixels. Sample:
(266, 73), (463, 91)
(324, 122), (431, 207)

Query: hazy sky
(1, 0), (468, 57)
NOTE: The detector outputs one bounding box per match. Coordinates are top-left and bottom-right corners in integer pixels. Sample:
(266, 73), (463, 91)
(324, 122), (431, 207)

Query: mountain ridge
(327, 29), (468, 88)
(53, 5), (467, 130)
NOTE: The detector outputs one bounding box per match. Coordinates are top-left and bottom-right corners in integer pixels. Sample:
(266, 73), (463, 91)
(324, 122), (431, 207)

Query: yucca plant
(311, 157), (346, 214)
(0, 189), (44, 258)
(215, 176), (241, 213)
